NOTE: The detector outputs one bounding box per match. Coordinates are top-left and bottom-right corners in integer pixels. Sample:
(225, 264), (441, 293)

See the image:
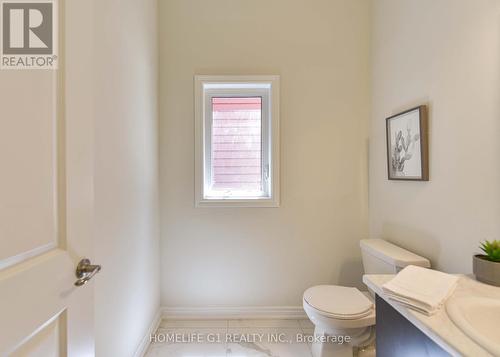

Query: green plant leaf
(480, 240), (500, 262)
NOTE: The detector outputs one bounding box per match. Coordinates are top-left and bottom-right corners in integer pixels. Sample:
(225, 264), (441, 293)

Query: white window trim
(194, 75), (280, 208)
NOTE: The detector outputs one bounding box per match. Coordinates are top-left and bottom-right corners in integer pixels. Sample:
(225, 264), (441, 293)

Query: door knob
(74, 258), (101, 286)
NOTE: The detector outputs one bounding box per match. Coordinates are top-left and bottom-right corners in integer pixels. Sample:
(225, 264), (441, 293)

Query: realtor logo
(1, 0), (57, 69)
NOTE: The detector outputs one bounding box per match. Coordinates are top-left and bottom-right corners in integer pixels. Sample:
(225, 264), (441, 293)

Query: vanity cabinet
(375, 295), (450, 357)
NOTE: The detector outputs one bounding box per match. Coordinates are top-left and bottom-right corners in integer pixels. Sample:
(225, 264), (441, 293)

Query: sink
(446, 296), (500, 355)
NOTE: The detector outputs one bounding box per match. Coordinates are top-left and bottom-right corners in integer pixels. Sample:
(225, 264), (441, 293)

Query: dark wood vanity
(375, 295), (450, 357)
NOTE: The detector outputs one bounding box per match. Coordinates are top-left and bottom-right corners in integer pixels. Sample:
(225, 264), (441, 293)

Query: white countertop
(363, 274), (500, 357)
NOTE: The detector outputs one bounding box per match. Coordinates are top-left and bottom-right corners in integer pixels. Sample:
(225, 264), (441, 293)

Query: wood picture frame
(386, 105), (429, 181)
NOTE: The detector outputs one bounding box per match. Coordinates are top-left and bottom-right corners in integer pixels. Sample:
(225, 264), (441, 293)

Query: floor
(145, 319), (316, 357)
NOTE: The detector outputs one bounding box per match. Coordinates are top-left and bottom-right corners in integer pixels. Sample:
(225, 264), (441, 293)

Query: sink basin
(446, 296), (500, 355)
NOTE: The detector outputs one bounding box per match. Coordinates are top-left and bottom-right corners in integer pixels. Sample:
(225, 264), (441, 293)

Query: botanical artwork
(386, 106), (428, 181)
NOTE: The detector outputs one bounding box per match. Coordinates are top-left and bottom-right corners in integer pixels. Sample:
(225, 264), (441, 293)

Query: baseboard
(133, 309), (162, 357)
(161, 306), (306, 320)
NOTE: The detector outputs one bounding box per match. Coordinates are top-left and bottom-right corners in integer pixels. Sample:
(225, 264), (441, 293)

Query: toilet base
(357, 344), (376, 357)
(310, 326), (375, 357)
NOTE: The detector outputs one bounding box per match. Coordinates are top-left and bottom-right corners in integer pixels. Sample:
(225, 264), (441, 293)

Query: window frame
(194, 75), (280, 207)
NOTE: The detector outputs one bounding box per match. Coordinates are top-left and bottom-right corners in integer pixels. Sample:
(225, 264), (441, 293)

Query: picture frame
(386, 105), (429, 181)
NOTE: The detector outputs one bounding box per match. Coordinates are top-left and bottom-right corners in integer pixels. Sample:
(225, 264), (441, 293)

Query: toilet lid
(303, 285), (373, 319)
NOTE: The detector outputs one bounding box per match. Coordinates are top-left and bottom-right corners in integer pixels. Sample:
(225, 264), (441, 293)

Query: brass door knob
(74, 259), (101, 286)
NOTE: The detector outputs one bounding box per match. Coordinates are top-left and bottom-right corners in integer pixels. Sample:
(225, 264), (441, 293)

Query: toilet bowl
(303, 239), (431, 357)
(303, 285), (375, 357)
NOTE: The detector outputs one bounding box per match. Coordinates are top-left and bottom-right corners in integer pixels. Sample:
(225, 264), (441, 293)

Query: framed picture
(386, 105), (429, 181)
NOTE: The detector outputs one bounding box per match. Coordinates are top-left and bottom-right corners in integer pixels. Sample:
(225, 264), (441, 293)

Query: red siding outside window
(211, 97), (263, 195)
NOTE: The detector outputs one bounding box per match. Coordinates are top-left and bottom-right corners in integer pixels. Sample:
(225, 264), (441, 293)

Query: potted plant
(473, 240), (500, 286)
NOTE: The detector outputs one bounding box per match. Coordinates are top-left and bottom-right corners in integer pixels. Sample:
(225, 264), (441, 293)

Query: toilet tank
(360, 239), (430, 274)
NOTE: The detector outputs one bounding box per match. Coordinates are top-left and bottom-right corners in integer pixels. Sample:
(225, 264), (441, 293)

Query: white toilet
(303, 239), (431, 357)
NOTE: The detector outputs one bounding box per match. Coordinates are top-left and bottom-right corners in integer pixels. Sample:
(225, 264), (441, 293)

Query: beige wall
(94, 0), (160, 355)
(159, 0), (371, 307)
(370, 0), (500, 273)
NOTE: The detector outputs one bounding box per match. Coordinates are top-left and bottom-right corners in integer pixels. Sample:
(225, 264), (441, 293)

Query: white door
(0, 0), (97, 355)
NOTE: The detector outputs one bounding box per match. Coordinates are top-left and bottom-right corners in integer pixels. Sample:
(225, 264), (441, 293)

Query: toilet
(303, 239), (431, 357)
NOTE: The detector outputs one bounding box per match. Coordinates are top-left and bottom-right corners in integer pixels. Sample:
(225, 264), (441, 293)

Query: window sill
(195, 197), (280, 208)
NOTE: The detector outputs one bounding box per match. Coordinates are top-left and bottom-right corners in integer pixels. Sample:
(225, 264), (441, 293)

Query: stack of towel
(382, 265), (459, 316)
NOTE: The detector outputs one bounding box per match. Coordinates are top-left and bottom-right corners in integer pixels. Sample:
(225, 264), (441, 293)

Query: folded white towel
(382, 265), (459, 316)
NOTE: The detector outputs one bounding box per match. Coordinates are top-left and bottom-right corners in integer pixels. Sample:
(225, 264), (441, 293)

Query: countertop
(363, 274), (500, 357)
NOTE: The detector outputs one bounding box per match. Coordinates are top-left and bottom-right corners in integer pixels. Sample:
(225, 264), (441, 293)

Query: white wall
(159, 0), (371, 307)
(370, 0), (500, 273)
(94, 0), (160, 356)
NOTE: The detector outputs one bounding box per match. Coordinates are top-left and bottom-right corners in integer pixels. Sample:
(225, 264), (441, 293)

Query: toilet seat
(303, 285), (374, 320)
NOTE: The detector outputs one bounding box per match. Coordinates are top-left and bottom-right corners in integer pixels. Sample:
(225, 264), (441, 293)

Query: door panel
(0, 251), (72, 352)
(0, 71), (57, 268)
(10, 312), (65, 357)
(0, 0), (95, 355)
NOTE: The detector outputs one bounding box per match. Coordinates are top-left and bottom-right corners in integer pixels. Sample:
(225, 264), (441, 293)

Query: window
(195, 76), (280, 207)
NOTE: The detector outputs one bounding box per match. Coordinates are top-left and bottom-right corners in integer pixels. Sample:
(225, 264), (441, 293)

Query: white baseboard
(133, 309), (162, 357)
(161, 306), (306, 320)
